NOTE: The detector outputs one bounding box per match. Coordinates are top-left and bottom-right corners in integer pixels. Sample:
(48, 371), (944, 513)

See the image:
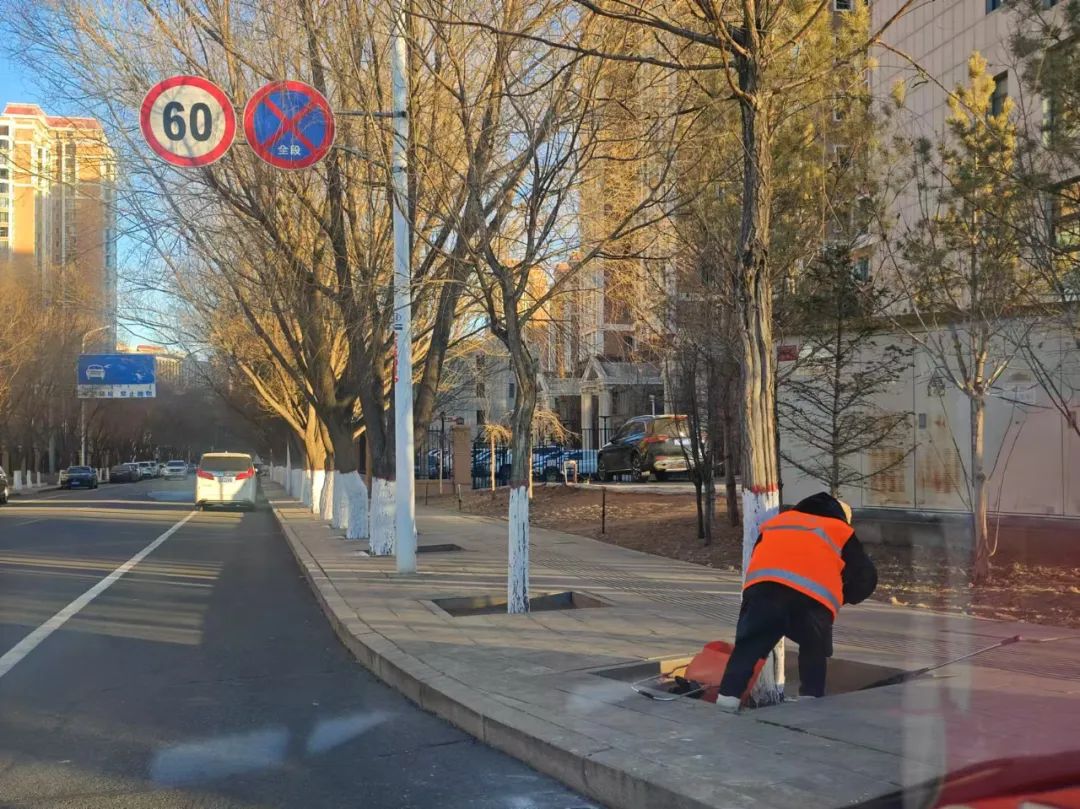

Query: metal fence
(415, 427), (452, 481)
(470, 440), (605, 488)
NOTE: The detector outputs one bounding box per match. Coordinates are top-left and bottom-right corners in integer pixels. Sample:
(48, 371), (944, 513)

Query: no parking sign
(243, 81), (335, 169)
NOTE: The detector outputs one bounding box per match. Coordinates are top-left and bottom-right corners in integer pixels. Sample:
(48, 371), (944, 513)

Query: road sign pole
(79, 400), (86, 466)
(391, 1), (416, 575)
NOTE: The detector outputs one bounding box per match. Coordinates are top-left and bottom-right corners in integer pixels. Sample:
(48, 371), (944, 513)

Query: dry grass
(424, 483), (1080, 629)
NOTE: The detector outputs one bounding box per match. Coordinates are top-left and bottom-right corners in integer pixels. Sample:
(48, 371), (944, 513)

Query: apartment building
(0, 103), (117, 347)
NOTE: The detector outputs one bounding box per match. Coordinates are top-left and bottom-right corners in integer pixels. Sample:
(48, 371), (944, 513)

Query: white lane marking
(0, 509), (197, 679)
(12, 518), (47, 527)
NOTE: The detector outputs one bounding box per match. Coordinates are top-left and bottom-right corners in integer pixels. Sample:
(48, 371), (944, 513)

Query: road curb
(268, 498), (725, 809)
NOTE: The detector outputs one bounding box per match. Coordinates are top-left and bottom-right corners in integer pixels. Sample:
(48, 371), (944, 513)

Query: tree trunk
(971, 394), (990, 583)
(506, 343), (538, 615)
(693, 474), (705, 540)
(724, 421), (740, 527)
(736, 49), (783, 706)
(356, 359), (395, 556)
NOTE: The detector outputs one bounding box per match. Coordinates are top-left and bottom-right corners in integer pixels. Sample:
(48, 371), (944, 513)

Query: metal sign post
(391, 2), (416, 575)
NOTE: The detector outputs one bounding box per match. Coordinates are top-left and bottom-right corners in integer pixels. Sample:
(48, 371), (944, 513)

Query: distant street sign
(140, 76), (236, 167)
(243, 81), (335, 170)
(77, 354), (157, 399)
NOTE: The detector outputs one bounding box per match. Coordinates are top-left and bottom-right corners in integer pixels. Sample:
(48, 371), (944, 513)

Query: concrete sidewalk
(267, 484), (1080, 809)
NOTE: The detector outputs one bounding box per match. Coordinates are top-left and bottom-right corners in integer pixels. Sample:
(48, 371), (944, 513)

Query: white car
(136, 461), (157, 479)
(162, 460), (189, 480)
(195, 452), (257, 511)
(85, 364), (106, 380)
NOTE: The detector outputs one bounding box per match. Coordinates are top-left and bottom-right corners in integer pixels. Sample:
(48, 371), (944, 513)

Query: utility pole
(391, 0), (416, 575)
(79, 325), (111, 467)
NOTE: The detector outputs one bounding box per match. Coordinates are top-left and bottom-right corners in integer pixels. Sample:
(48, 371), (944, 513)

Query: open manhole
(592, 650), (906, 703)
(431, 590), (608, 617)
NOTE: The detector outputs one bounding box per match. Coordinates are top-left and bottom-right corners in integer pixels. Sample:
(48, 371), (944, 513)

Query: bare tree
(890, 54), (1043, 583)
(426, 0), (679, 613)
(779, 244), (913, 496)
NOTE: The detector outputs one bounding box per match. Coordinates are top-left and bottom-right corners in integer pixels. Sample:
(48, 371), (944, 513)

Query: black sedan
(108, 463), (141, 483)
(61, 466), (99, 489)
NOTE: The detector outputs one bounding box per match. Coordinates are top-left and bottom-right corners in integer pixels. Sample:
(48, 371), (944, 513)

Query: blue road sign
(243, 80), (335, 170)
(77, 354), (157, 399)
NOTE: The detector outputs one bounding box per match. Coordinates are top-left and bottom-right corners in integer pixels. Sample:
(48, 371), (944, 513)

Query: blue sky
(1, 54), (49, 109)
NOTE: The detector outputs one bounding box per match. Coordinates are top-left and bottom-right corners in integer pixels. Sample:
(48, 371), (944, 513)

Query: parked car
(0, 466), (8, 504)
(597, 415), (693, 482)
(109, 463), (141, 483)
(471, 445), (566, 485)
(135, 461), (157, 479)
(61, 466), (99, 489)
(195, 452), (257, 511)
(162, 460), (189, 480)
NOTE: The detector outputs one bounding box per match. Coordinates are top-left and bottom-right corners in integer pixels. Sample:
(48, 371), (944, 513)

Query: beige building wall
(870, 0), (1058, 238)
(0, 103), (116, 346)
(779, 323), (1080, 518)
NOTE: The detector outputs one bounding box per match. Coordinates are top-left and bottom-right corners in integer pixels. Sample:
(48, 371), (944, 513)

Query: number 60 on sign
(140, 75), (236, 167)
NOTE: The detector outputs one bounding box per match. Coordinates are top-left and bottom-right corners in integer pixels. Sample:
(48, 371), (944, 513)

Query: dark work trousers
(718, 582), (835, 698)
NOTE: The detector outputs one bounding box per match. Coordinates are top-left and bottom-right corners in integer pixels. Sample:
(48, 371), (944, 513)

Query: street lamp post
(390, 0), (416, 575)
(79, 325), (111, 467)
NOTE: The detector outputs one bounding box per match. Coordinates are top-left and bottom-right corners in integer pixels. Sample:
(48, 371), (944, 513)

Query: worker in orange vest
(716, 492), (877, 710)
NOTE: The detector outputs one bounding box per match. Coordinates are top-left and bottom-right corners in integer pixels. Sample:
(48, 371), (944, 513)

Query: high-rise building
(0, 103), (117, 347)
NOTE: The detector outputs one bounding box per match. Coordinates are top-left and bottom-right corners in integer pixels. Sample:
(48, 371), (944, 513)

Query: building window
(63, 141), (77, 185)
(986, 0), (1003, 12)
(834, 0), (852, 9)
(476, 409), (486, 427)
(991, 72), (1008, 117)
(1042, 96), (1056, 146)
(508, 381), (516, 400)
(853, 256), (871, 281)
(475, 381), (486, 398)
(1051, 178), (1080, 254)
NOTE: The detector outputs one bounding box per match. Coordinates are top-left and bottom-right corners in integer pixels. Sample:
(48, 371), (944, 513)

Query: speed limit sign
(140, 76), (236, 167)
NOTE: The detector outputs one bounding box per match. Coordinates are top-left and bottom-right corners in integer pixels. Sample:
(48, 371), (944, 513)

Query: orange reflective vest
(744, 510), (854, 617)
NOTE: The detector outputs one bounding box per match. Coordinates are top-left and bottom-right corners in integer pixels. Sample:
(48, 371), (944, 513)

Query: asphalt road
(0, 479), (594, 808)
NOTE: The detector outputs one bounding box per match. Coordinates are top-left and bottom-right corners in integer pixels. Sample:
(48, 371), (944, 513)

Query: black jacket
(754, 492), (878, 606)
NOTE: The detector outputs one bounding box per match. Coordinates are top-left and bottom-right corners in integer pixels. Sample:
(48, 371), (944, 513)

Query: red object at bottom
(684, 640), (766, 705)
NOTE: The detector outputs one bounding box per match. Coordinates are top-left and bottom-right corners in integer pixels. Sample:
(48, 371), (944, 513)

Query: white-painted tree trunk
(13, 471), (22, 491)
(507, 485), (530, 614)
(330, 471), (345, 529)
(320, 470), (335, 523)
(290, 469), (302, 499)
(311, 469), (326, 515)
(743, 488), (784, 705)
(301, 471), (314, 509)
(340, 471), (368, 540)
(369, 477), (395, 555)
